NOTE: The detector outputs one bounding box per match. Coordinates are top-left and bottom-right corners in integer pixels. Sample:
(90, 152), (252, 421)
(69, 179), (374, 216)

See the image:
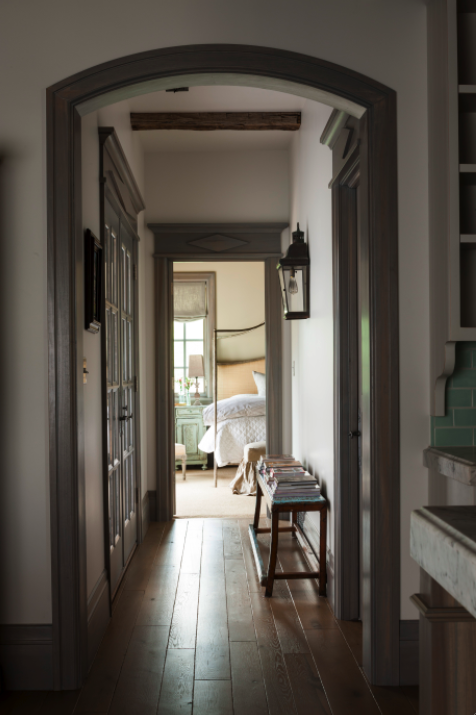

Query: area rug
(175, 466), (267, 519)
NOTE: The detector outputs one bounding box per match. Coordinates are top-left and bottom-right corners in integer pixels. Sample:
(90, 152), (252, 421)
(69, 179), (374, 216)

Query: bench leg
(291, 510), (297, 538)
(182, 458), (186, 481)
(253, 481), (262, 530)
(319, 506), (327, 596)
(265, 512), (279, 598)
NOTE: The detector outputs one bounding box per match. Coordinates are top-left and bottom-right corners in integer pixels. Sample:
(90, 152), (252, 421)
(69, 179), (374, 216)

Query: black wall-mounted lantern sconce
(277, 223), (310, 320)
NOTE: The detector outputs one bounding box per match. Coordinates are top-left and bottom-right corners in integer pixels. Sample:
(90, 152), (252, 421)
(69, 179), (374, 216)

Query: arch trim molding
(47, 43), (399, 688)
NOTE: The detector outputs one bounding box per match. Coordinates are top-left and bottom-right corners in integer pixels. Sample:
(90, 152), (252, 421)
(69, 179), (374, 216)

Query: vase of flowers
(176, 376), (193, 404)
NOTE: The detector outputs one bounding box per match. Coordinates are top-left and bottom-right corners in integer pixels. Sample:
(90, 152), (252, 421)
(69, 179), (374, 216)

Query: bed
(197, 356), (266, 469)
(198, 392), (266, 467)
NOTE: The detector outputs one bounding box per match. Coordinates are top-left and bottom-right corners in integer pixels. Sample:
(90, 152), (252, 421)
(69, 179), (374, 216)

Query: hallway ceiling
(129, 85), (305, 153)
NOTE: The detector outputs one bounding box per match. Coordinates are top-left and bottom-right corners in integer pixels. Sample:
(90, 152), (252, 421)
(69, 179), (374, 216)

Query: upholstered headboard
(216, 358), (265, 401)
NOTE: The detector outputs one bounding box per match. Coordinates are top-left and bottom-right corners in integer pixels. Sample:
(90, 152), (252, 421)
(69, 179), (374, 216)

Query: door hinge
(134, 375), (139, 392)
(133, 264), (138, 281)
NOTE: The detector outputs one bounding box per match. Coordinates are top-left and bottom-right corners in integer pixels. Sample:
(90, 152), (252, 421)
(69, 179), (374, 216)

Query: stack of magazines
(258, 455), (320, 500)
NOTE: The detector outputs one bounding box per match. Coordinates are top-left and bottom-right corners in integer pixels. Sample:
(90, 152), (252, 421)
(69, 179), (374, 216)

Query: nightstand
(174, 404), (208, 469)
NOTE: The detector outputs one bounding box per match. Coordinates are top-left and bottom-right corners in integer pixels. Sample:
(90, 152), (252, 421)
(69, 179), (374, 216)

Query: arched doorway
(47, 44), (399, 688)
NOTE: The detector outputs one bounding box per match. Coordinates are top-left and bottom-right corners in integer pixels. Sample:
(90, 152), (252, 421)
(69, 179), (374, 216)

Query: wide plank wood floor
(0, 519), (419, 715)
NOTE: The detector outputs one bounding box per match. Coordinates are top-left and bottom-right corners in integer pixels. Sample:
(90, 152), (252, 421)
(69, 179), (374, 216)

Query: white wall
(288, 101), (335, 598)
(145, 150), (289, 224)
(174, 262), (265, 363)
(0, 0), (428, 624)
(81, 102), (146, 598)
(290, 94), (429, 619)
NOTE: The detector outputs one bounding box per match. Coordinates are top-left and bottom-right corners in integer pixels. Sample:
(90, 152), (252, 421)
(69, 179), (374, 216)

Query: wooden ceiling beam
(130, 112), (301, 131)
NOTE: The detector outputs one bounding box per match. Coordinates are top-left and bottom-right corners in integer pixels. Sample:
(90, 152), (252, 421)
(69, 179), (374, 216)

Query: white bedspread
(198, 415), (266, 467)
(202, 394), (265, 426)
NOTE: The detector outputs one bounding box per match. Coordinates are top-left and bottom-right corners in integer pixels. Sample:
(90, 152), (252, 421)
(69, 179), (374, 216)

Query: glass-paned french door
(104, 198), (137, 596)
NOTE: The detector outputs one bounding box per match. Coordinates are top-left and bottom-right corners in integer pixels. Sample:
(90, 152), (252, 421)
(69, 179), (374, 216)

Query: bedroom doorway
(172, 261), (268, 519)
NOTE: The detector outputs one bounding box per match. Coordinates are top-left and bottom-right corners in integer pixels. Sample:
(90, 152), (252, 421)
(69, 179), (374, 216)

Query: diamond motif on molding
(188, 234), (248, 252)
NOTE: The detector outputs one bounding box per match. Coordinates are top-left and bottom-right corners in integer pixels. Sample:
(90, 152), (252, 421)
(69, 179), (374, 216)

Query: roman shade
(173, 281), (207, 322)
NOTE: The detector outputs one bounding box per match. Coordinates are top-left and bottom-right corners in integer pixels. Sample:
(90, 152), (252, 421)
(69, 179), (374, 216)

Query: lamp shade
(188, 354), (205, 377)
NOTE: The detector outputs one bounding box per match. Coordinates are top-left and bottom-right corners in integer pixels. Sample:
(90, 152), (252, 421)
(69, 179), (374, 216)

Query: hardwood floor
(0, 519), (419, 714)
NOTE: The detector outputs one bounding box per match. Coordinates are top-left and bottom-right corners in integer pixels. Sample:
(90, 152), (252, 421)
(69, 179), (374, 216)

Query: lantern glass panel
(279, 265), (309, 317)
(278, 264), (289, 314)
(287, 268), (305, 313)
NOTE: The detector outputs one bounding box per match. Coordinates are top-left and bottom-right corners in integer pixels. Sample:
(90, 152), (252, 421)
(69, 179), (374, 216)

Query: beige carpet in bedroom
(175, 466), (267, 519)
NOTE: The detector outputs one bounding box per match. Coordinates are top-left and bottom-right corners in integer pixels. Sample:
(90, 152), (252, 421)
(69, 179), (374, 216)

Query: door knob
(119, 413), (133, 421)
(349, 430), (361, 439)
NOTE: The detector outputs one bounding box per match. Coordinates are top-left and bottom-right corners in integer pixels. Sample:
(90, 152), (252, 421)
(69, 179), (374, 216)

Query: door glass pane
(127, 251), (132, 314)
(129, 457), (135, 516)
(122, 389), (128, 452)
(128, 321), (132, 381)
(109, 474), (114, 547)
(105, 225), (110, 301)
(122, 246), (126, 312)
(123, 317), (127, 382)
(111, 312), (115, 383)
(113, 391), (119, 464)
(129, 387), (134, 448)
(106, 309), (111, 385)
(112, 231), (117, 307)
(114, 469), (120, 540)
(107, 392), (111, 467)
(124, 458), (129, 521)
(113, 312), (119, 384)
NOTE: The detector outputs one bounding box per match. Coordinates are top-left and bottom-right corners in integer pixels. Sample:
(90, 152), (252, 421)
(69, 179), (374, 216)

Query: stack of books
(258, 455), (320, 500)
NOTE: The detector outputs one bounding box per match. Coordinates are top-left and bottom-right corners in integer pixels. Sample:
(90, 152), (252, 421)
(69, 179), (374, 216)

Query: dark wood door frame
(332, 142), (362, 623)
(150, 222), (285, 521)
(47, 44), (399, 688)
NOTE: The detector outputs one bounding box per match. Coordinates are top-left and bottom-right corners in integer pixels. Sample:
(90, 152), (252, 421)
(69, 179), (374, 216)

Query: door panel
(104, 199), (137, 596)
(105, 201), (123, 594)
(120, 222), (137, 565)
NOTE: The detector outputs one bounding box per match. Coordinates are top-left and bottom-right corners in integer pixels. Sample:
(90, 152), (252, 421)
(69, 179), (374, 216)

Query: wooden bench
(249, 468), (327, 597)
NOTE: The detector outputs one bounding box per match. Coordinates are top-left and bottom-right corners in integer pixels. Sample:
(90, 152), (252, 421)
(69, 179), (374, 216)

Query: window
(174, 318), (205, 393)
(173, 271), (216, 398)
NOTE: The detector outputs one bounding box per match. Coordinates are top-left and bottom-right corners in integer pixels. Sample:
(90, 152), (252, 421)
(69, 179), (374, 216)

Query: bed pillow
(252, 371), (266, 396)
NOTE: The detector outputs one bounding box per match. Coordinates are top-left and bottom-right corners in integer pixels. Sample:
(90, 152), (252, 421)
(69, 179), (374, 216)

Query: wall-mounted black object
(277, 223), (310, 319)
(85, 229), (102, 333)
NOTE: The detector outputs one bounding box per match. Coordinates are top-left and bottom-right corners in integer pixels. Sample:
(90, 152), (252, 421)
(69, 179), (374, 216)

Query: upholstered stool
(175, 443), (187, 480)
(230, 440), (266, 495)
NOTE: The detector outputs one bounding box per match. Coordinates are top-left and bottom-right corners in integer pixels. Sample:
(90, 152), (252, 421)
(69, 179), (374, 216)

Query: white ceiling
(129, 85), (306, 153)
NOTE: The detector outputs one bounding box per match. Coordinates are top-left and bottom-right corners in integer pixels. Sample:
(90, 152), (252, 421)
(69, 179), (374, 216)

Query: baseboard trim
(0, 624), (53, 690)
(399, 619), (419, 685)
(87, 570), (110, 668)
(148, 490), (157, 521)
(142, 491), (150, 536)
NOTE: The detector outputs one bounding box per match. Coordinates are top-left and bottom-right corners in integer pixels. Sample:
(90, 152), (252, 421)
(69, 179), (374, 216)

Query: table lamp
(188, 354), (205, 405)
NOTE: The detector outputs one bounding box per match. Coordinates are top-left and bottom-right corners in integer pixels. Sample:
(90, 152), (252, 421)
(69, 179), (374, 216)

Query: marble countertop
(410, 506), (476, 617)
(423, 446), (476, 486)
